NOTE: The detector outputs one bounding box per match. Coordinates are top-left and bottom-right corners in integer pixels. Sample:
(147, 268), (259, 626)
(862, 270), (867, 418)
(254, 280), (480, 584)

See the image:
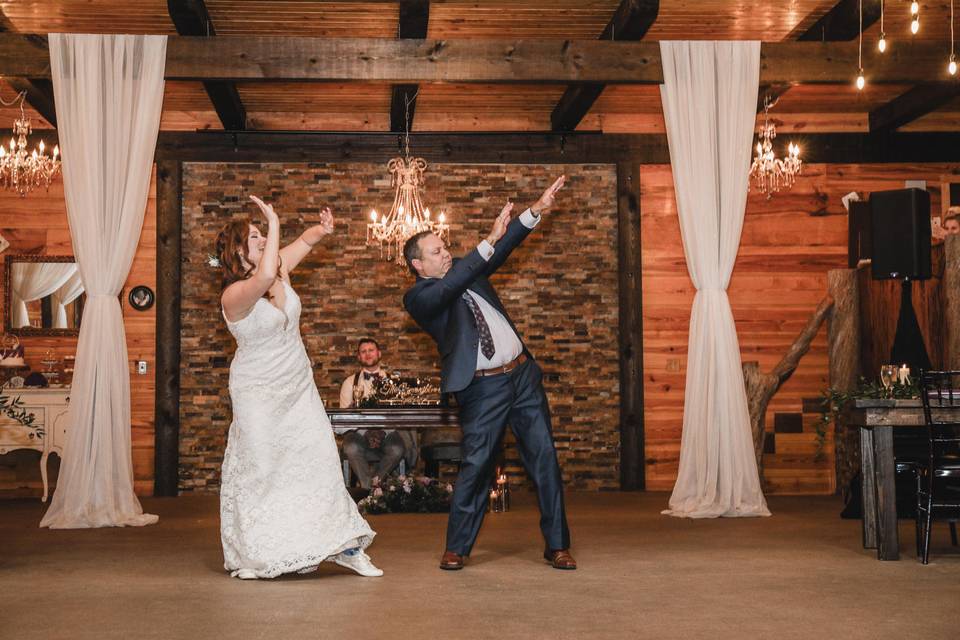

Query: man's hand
(530, 175), (566, 215)
(486, 201), (513, 245)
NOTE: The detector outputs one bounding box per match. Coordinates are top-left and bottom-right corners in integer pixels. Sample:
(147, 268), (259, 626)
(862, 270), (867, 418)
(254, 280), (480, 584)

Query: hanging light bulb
(855, 0), (866, 90)
(910, 0), (920, 34)
(950, 1), (957, 75)
(878, 1), (887, 52)
(911, 17), (920, 33)
(910, 2), (919, 15)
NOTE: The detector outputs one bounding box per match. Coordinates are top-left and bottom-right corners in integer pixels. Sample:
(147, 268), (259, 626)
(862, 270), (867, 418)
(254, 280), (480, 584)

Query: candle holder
(489, 467), (510, 513)
(880, 364), (897, 397)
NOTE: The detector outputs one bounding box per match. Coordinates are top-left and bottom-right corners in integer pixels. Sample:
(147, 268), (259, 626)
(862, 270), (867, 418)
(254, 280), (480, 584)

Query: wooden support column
(155, 159), (182, 497)
(827, 268), (861, 495)
(617, 160), (644, 490)
(944, 235), (960, 369)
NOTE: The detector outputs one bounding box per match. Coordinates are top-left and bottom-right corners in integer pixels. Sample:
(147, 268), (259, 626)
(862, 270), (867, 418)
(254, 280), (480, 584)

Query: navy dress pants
(447, 358), (570, 555)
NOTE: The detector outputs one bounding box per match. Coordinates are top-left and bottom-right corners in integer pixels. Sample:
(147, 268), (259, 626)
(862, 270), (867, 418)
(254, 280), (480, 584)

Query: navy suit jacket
(403, 216), (536, 393)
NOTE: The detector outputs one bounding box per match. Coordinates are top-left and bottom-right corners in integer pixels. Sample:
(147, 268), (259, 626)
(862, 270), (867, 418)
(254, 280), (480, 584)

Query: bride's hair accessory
(206, 254), (222, 268)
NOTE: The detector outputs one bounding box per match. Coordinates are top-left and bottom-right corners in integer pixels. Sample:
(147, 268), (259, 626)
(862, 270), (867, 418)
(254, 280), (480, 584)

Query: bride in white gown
(215, 195), (380, 580)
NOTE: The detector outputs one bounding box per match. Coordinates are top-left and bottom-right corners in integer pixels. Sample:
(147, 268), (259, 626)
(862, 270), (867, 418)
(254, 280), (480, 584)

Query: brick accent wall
(179, 162), (620, 492)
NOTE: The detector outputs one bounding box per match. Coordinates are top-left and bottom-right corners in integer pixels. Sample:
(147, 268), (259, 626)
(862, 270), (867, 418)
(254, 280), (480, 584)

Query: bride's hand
(318, 207), (335, 235)
(249, 195), (279, 224)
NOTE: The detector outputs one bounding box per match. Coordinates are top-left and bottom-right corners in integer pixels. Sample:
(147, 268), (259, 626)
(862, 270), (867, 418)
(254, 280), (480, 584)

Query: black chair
(916, 370), (960, 564)
(420, 442), (462, 479)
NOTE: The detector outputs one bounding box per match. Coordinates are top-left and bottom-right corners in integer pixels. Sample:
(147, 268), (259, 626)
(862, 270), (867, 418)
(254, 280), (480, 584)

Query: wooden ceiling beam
(551, 0), (659, 132)
(869, 82), (960, 132)
(6, 129), (960, 165)
(0, 12), (56, 127)
(390, 0), (430, 133)
(166, 0), (246, 131)
(759, 0), (882, 112)
(0, 35), (951, 85)
(796, 0), (881, 42)
(147, 130), (960, 166)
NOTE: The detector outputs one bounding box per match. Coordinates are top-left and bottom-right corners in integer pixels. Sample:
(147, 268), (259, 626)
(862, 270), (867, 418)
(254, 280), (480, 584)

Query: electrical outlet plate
(137, 361), (148, 375)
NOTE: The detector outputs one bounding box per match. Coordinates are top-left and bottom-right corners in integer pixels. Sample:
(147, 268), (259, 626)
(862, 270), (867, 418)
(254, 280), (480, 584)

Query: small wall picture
(128, 285), (155, 311)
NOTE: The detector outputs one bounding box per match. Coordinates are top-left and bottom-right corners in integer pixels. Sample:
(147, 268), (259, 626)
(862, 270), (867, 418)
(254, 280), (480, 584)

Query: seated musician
(337, 338), (416, 488)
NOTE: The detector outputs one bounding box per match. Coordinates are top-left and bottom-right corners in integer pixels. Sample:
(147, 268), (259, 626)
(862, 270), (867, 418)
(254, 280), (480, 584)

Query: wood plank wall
(4, 159), (957, 497)
(642, 162), (960, 494)
(858, 250), (949, 380)
(0, 173), (156, 497)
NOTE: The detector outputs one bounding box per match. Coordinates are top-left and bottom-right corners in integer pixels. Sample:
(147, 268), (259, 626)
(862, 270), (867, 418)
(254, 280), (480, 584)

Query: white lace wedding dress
(220, 279), (375, 578)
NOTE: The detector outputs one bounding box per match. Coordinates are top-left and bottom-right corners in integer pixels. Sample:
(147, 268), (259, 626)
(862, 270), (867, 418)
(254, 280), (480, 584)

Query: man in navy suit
(402, 176), (574, 571)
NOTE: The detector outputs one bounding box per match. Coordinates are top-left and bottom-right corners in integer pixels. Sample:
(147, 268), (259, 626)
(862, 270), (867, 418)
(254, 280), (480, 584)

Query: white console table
(0, 386), (70, 501)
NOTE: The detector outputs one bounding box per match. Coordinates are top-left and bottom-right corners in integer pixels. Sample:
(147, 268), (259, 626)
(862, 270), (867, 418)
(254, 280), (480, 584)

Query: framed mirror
(4, 254), (84, 337)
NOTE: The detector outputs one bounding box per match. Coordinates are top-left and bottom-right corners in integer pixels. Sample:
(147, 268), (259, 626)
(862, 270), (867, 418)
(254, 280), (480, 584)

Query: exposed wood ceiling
(0, 0), (956, 135)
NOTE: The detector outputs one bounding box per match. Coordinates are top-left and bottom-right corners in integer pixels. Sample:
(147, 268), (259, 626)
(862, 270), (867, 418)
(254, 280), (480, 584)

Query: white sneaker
(334, 550), (383, 577)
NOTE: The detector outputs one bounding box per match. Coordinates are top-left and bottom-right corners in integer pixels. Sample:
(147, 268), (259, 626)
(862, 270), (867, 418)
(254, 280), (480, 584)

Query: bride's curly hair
(215, 218), (283, 296)
(215, 219), (256, 291)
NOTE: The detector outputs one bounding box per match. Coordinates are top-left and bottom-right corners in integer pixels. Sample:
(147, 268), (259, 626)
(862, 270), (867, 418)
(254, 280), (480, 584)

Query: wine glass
(880, 365), (897, 394)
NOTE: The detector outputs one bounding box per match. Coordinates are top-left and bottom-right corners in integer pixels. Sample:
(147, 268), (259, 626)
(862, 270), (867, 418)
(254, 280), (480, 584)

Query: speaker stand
(890, 278), (932, 372)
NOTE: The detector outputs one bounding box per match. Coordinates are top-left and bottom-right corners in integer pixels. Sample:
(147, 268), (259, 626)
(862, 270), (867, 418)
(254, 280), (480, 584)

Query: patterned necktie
(462, 292), (496, 359)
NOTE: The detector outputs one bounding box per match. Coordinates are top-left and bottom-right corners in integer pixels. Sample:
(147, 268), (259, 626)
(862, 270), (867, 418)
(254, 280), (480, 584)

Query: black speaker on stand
(870, 187), (933, 373)
(842, 187), (933, 520)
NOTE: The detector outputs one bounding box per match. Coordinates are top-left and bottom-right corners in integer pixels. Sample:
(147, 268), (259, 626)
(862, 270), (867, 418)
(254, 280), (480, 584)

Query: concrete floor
(1, 492), (958, 640)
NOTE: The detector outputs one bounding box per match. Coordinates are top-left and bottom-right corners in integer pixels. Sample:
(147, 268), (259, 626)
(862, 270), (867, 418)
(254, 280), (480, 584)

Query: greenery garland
(815, 376), (920, 460)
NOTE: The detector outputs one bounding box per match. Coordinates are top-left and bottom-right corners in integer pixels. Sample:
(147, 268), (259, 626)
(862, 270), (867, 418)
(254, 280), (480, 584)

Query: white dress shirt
(468, 208), (540, 370)
(336, 366), (391, 435)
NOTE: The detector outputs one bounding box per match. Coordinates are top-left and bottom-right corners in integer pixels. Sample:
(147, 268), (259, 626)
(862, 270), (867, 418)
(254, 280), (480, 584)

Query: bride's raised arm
(221, 195), (280, 321)
(280, 206), (335, 275)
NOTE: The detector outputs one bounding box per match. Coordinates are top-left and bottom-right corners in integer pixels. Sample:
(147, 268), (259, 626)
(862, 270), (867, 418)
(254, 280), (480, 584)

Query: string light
(911, 1), (920, 34)
(856, 0), (866, 90)
(951, 0), (957, 75)
(878, 0), (887, 52)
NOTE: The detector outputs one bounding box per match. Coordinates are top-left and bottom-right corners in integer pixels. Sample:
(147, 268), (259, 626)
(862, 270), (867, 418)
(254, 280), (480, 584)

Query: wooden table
(0, 386), (71, 502)
(843, 398), (931, 560)
(327, 406), (460, 431)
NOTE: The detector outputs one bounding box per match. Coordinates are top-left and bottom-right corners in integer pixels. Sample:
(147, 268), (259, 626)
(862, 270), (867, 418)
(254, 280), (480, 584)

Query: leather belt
(475, 353), (528, 378)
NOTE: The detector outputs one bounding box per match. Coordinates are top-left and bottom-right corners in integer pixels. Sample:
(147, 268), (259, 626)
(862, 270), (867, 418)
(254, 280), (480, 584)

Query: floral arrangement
(815, 376), (920, 460)
(357, 474), (454, 514)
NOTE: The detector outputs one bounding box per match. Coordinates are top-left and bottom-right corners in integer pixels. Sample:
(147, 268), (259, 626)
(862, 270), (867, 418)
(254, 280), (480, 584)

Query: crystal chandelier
(367, 95), (450, 266)
(0, 91), (61, 197)
(749, 98), (802, 198)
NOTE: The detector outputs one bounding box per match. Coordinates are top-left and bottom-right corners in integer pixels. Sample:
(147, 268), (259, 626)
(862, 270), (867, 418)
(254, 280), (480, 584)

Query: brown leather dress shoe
(544, 549), (577, 570)
(439, 550), (464, 570)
